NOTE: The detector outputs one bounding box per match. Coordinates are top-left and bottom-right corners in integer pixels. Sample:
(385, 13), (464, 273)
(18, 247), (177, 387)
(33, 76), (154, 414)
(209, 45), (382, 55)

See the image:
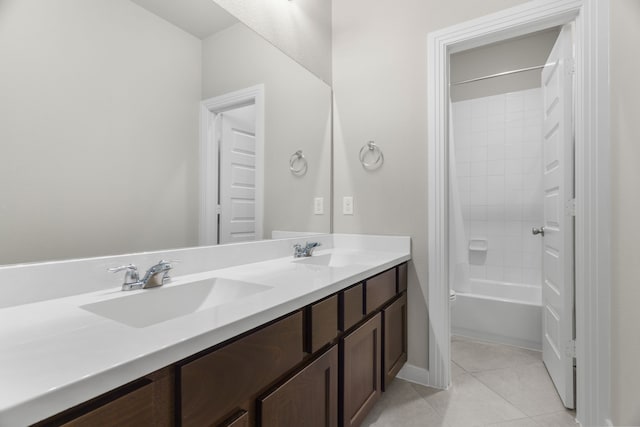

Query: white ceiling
(131, 0), (238, 39)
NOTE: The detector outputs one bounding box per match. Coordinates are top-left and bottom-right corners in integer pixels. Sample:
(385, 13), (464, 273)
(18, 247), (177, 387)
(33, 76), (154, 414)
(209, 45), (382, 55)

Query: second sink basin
(292, 253), (378, 268)
(80, 278), (271, 328)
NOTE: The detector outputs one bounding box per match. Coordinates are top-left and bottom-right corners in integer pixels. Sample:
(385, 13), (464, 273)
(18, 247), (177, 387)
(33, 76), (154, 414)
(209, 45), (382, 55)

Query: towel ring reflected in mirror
(359, 141), (384, 170)
(289, 150), (308, 176)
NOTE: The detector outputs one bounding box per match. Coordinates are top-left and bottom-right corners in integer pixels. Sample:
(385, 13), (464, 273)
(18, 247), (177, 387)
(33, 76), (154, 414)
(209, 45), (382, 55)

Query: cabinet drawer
(60, 382), (154, 427)
(340, 283), (364, 332)
(307, 294), (339, 353)
(34, 368), (174, 427)
(365, 268), (397, 314)
(259, 345), (338, 427)
(398, 262), (407, 293)
(383, 293), (407, 389)
(179, 311), (304, 427)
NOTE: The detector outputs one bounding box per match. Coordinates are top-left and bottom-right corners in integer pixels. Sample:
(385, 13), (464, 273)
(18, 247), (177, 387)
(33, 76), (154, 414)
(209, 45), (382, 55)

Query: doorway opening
(448, 24), (575, 412)
(199, 85), (265, 246)
(425, 1), (611, 426)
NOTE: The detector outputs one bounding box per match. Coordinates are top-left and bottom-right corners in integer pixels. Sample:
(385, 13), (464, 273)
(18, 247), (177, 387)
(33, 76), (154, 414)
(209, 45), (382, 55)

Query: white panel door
(540, 24), (575, 409)
(219, 104), (257, 244)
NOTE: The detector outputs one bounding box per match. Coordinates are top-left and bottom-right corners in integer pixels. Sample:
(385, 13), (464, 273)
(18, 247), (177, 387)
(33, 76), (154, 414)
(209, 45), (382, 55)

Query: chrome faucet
(108, 260), (177, 291)
(293, 242), (321, 258)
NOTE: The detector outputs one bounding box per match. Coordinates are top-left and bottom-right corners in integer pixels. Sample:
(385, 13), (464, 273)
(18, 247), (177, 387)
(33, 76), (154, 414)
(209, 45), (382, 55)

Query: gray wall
(0, 0), (201, 264)
(201, 24), (332, 236)
(450, 28), (559, 101)
(332, 0), (531, 372)
(213, 0), (332, 84)
(334, 1), (640, 424)
(611, 1), (640, 424)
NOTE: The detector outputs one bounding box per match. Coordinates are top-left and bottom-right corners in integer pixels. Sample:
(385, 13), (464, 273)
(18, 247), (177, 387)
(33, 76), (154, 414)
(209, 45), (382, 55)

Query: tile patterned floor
(362, 337), (577, 427)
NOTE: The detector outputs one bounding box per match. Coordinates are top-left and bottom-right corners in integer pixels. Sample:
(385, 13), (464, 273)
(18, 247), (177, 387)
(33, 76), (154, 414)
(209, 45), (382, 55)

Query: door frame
(199, 85), (265, 246)
(425, 1), (610, 426)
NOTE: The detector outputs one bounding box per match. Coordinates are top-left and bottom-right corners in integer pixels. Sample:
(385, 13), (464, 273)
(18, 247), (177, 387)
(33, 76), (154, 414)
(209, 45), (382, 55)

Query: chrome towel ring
(289, 150), (308, 176)
(359, 141), (384, 170)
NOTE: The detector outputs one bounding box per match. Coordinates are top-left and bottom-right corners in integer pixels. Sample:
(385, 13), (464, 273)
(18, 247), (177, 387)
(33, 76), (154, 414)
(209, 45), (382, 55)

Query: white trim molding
(199, 85), (265, 246)
(426, 1), (610, 426)
(396, 363), (430, 387)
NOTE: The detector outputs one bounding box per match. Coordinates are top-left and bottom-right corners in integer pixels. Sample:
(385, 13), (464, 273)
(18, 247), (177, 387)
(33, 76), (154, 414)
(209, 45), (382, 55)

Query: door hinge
(216, 204), (222, 215)
(566, 199), (576, 217)
(568, 58), (576, 75)
(565, 340), (576, 358)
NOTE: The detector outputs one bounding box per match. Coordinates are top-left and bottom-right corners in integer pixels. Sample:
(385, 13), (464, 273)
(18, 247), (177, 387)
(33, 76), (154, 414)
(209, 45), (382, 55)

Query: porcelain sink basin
(292, 253), (378, 268)
(80, 278), (271, 328)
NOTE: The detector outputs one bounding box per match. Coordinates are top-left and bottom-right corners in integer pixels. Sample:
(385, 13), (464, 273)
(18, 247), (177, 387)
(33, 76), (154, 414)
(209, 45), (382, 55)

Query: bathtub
(451, 279), (542, 350)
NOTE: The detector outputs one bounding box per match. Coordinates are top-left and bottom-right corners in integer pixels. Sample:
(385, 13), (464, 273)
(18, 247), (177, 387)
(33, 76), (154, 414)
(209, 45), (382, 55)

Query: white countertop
(0, 236), (410, 426)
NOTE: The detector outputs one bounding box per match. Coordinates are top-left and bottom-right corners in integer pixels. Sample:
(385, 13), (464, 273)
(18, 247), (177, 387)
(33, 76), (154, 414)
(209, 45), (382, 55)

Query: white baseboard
(396, 363), (431, 388)
(452, 328), (542, 352)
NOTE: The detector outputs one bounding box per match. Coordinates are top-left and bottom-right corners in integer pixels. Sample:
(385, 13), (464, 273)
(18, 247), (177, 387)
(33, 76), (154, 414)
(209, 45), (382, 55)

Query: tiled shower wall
(452, 88), (543, 287)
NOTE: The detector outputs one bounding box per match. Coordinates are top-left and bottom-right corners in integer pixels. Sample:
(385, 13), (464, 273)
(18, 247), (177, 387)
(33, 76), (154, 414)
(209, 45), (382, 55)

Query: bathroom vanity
(0, 234), (410, 426)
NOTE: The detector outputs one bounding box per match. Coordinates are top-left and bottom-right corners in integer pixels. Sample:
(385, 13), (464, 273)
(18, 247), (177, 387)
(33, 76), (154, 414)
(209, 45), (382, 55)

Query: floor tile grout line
(469, 371), (566, 419)
(407, 382), (453, 426)
(410, 373), (529, 426)
(452, 358), (544, 375)
(483, 416), (540, 427)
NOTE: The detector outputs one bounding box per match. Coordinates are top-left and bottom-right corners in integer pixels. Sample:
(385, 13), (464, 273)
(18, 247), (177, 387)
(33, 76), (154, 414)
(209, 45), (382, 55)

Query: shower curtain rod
(450, 64), (546, 86)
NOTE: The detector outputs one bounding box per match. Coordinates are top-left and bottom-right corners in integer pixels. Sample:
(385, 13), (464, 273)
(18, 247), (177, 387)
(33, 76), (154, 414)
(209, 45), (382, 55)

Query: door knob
(532, 227), (545, 236)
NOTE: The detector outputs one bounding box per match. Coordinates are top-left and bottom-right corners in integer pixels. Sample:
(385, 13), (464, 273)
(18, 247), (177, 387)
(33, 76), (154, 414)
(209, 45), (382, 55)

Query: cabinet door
(383, 293), (407, 390)
(219, 410), (249, 427)
(259, 345), (338, 427)
(342, 313), (382, 427)
(179, 311), (304, 427)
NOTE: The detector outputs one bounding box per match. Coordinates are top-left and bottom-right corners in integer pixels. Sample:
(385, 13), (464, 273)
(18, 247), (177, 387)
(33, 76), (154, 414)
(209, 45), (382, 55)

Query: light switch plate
(314, 197), (324, 215)
(343, 196), (354, 215)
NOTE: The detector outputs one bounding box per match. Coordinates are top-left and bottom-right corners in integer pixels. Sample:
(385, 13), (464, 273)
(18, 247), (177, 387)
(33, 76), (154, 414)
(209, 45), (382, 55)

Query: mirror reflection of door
(199, 85), (264, 247)
(217, 105), (257, 244)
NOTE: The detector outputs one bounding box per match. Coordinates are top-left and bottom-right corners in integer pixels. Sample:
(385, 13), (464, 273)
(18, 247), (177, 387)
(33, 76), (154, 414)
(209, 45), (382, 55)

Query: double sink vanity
(0, 234), (410, 426)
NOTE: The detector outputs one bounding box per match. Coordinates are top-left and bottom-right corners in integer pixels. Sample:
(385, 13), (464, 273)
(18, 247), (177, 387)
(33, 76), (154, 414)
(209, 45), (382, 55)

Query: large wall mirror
(0, 0), (332, 265)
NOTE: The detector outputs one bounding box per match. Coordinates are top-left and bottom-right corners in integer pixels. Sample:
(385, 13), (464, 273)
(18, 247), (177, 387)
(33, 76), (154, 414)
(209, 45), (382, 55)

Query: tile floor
(362, 336), (577, 427)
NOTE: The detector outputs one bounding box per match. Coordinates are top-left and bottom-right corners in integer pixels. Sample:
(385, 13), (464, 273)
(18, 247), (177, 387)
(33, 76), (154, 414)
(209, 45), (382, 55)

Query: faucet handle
(155, 260), (180, 284)
(154, 259), (180, 271)
(108, 264), (139, 284)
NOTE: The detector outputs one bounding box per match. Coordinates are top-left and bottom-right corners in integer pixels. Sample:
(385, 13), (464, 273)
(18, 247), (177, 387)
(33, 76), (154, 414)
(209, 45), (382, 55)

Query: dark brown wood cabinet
(341, 313), (382, 427)
(34, 262), (409, 427)
(382, 293), (408, 390)
(178, 311), (304, 427)
(259, 345), (338, 427)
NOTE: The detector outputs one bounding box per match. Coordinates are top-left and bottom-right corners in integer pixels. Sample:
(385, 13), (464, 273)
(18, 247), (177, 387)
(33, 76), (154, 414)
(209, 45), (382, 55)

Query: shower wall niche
(452, 88), (544, 287)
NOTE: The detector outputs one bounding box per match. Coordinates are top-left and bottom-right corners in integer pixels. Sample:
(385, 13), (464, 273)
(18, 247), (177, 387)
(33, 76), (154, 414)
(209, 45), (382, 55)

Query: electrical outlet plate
(314, 197), (324, 215)
(343, 196), (353, 215)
